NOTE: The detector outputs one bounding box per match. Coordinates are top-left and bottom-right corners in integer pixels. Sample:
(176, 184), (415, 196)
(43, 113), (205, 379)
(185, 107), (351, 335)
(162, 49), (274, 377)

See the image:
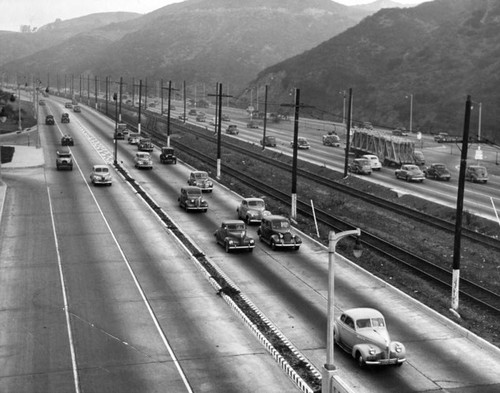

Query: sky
(0, 0), (433, 33)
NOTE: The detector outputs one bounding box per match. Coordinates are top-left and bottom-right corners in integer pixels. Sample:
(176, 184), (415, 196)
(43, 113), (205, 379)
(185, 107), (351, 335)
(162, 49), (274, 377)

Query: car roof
(191, 171), (207, 175)
(183, 186), (202, 192)
(263, 214), (288, 221)
(243, 197), (264, 202)
(343, 308), (384, 320)
(222, 219), (245, 226)
(93, 164), (108, 170)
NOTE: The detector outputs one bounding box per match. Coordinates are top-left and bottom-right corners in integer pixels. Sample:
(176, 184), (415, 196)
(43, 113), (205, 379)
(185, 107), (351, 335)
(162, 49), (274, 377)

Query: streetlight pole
(322, 228), (361, 393)
(406, 93), (413, 133)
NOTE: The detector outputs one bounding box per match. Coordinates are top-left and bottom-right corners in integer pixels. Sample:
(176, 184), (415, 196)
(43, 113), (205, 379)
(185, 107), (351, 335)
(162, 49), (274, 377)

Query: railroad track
(122, 114), (500, 316)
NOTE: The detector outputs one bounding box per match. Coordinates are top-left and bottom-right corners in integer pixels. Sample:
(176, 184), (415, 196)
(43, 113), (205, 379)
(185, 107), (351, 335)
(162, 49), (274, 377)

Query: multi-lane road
(1, 96), (499, 393)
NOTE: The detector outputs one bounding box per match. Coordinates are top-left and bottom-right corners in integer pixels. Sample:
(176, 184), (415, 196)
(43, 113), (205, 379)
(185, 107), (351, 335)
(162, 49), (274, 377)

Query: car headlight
(249, 239), (255, 244)
(394, 344), (403, 353)
(368, 348), (376, 355)
(228, 240), (234, 245)
(278, 233), (283, 239)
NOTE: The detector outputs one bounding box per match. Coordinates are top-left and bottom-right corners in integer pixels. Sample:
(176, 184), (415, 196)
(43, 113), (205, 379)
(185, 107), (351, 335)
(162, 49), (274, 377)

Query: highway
(0, 99), (298, 392)
(0, 95), (499, 392)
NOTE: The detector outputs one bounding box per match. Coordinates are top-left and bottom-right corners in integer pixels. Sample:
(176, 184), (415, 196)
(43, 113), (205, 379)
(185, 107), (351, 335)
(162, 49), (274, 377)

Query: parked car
(187, 171), (213, 192)
(247, 120), (259, 129)
(348, 158), (372, 175)
(196, 114), (206, 122)
(64, 102), (73, 109)
(178, 114), (187, 121)
(90, 165), (112, 186)
(61, 113), (70, 123)
(73, 105), (81, 113)
(178, 186), (208, 212)
(334, 308), (406, 368)
(395, 164), (425, 182)
(257, 215), (301, 250)
(465, 165), (488, 183)
(56, 148), (73, 171)
(260, 136), (277, 147)
(237, 197), (270, 224)
(61, 134), (74, 146)
(226, 124), (239, 135)
(128, 133), (140, 145)
(322, 134), (341, 147)
(424, 163), (451, 181)
(160, 146), (177, 164)
(138, 137), (154, 151)
(134, 152), (153, 169)
(361, 154), (382, 171)
(214, 220), (255, 253)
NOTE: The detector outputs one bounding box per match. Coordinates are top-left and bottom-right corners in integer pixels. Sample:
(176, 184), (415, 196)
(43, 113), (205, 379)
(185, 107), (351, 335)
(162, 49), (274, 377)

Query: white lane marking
(51, 128), (193, 392)
(46, 186), (81, 393)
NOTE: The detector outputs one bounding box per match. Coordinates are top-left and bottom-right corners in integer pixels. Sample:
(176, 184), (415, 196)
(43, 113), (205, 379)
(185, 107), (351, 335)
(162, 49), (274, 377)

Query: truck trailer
(350, 128), (424, 167)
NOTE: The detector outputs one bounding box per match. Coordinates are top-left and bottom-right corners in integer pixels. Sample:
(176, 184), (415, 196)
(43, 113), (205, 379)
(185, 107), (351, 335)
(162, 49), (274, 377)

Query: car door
(239, 200), (248, 219)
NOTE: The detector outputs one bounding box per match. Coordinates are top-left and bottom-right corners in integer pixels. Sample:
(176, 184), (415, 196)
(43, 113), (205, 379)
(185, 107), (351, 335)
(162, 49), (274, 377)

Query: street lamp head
(353, 237), (363, 258)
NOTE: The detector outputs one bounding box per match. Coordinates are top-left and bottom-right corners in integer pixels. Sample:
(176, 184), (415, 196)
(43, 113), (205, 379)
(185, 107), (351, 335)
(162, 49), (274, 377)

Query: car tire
(245, 216), (251, 225)
(225, 242), (230, 253)
(271, 240), (277, 250)
(356, 353), (366, 368)
(294, 246), (300, 251)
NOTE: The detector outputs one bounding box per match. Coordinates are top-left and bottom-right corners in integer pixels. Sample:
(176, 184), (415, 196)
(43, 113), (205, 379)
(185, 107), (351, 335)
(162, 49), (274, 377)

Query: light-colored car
(465, 165), (488, 183)
(214, 220), (255, 253)
(237, 197), (270, 224)
(349, 158), (372, 175)
(290, 136), (310, 149)
(64, 102), (73, 109)
(178, 186), (208, 212)
(90, 165), (112, 186)
(362, 154), (382, 171)
(334, 308), (406, 368)
(187, 171), (213, 192)
(134, 152), (153, 169)
(257, 215), (301, 250)
(128, 133), (140, 145)
(395, 164), (425, 182)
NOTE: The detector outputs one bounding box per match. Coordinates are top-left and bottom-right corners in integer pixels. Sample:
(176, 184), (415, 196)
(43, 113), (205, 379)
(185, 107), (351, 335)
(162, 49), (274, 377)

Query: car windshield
(357, 159), (370, 166)
(356, 317), (385, 329)
(187, 190), (202, 197)
(272, 220), (290, 229)
(96, 167), (108, 173)
(407, 165), (419, 171)
(248, 200), (265, 208)
(434, 164), (446, 170)
(59, 153), (71, 158)
(194, 173), (208, 179)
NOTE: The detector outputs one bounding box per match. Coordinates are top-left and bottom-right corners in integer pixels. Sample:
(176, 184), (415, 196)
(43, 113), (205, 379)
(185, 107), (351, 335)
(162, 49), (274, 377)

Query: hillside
(245, 0), (500, 142)
(0, 0), (371, 94)
(0, 12), (139, 66)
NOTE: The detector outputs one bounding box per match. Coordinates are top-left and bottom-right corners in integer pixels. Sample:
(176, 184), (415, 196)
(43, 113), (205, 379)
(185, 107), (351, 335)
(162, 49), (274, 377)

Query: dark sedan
(424, 163), (451, 181)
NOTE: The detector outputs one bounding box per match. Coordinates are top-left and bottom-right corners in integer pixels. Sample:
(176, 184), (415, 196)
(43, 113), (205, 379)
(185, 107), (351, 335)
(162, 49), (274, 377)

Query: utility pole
(281, 88), (314, 220)
(161, 80), (179, 146)
(451, 95), (472, 316)
(261, 84), (268, 150)
(208, 83), (232, 179)
(343, 88), (353, 178)
(138, 80), (143, 134)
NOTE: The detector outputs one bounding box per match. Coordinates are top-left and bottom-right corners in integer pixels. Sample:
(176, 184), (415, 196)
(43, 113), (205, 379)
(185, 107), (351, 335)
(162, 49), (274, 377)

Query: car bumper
(366, 358), (406, 366)
(229, 244), (255, 250)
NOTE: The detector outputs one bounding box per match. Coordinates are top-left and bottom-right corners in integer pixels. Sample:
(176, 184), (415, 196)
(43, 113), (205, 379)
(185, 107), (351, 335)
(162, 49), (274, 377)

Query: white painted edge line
(46, 186), (81, 393)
